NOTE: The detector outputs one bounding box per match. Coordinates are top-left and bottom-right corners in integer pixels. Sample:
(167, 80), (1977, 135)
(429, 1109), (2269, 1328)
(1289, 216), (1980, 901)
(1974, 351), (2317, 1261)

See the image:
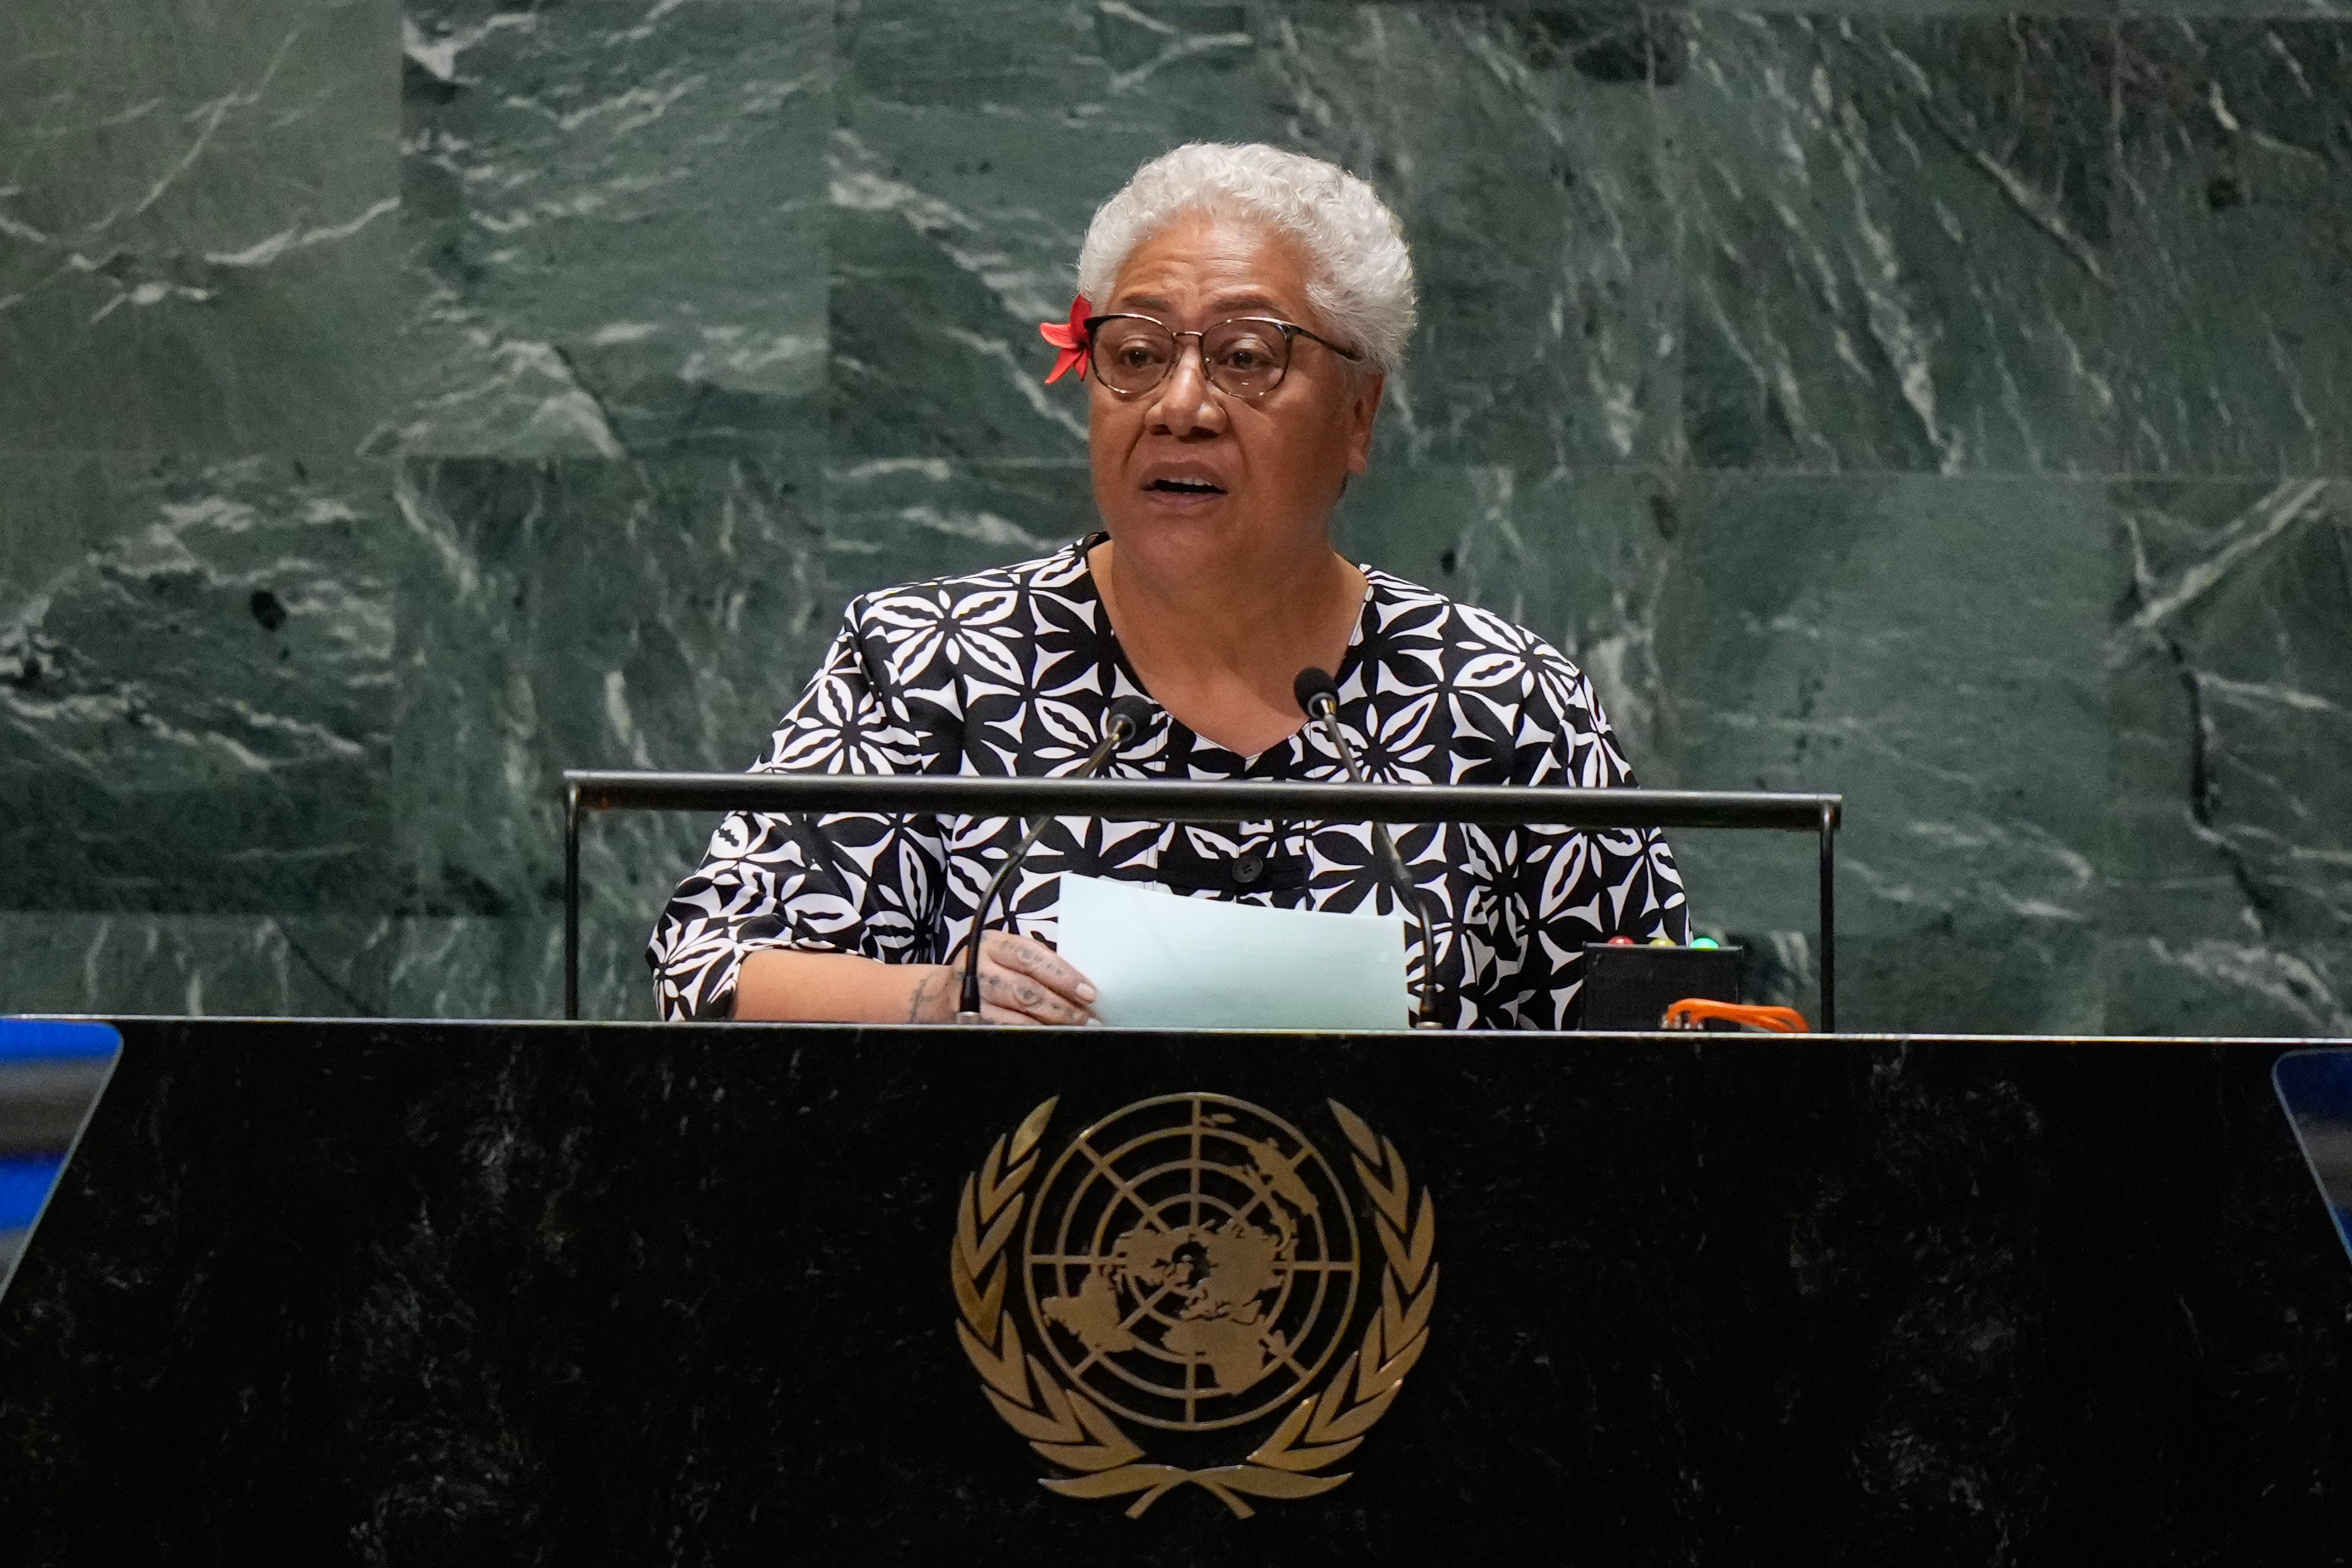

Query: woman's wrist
(734, 948), (958, 1024)
(902, 964), (957, 1023)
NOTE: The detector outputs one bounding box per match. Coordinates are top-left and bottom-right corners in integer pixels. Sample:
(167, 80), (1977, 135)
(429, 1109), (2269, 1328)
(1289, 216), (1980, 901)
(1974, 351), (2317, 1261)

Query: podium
(2, 1019), (2349, 1562)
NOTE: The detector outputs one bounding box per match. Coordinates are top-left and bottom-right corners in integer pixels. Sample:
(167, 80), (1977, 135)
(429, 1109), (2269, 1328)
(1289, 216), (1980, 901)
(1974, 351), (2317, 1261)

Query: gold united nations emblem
(950, 1093), (1438, 1518)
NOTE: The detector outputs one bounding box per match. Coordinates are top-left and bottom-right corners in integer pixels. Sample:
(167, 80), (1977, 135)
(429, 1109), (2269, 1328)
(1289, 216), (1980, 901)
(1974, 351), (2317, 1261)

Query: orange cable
(1661, 998), (1812, 1033)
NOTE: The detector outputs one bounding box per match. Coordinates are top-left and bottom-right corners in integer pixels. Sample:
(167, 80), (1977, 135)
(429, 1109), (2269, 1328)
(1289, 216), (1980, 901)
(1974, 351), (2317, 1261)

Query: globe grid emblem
(1022, 1093), (1362, 1432)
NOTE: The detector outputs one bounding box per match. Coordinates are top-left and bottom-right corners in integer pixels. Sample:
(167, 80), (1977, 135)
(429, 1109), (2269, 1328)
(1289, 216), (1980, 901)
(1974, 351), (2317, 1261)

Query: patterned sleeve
(1506, 653), (1691, 1030)
(645, 607), (948, 1021)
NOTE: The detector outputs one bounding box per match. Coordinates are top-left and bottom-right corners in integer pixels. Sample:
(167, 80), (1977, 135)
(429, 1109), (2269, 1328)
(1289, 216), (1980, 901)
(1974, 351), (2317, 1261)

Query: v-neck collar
(1071, 533), (1378, 772)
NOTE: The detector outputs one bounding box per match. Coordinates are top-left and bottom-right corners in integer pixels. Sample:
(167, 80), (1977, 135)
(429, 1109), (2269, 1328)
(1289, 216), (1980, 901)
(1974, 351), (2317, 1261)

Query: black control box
(1579, 944), (1745, 1031)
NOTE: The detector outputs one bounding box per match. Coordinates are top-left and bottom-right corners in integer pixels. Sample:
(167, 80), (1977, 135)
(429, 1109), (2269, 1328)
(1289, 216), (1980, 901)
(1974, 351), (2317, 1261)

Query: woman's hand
(916, 931), (1098, 1026)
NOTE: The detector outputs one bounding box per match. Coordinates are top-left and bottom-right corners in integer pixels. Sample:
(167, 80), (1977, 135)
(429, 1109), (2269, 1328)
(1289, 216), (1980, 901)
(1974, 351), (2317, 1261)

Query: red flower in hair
(1039, 294), (1092, 383)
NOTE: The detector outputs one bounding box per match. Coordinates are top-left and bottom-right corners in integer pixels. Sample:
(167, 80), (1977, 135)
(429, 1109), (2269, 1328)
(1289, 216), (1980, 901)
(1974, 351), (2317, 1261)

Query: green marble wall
(2, 0), (2345, 1031)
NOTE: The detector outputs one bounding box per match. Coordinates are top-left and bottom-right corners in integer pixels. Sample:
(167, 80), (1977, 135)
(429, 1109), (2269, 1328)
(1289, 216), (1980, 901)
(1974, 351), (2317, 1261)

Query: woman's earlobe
(1349, 374), (1385, 467)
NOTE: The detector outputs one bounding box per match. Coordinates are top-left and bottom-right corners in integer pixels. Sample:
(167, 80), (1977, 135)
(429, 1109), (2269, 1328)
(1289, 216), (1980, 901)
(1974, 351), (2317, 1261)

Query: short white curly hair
(1076, 143), (1417, 379)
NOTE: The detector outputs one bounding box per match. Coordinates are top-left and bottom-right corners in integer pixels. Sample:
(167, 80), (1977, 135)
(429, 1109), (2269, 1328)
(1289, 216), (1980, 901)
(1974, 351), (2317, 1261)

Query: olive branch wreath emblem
(951, 1096), (1438, 1518)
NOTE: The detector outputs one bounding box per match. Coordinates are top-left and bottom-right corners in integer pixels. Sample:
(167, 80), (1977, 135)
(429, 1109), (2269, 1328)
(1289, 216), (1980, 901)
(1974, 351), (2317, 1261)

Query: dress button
(1233, 852), (1264, 885)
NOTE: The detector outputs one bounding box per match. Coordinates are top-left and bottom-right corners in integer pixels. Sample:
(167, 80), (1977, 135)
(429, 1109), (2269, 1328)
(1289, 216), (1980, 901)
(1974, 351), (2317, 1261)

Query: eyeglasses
(1086, 313), (1361, 399)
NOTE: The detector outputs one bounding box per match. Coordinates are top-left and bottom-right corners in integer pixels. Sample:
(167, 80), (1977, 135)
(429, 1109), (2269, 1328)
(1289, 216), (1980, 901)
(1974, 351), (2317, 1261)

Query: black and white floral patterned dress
(647, 537), (1688, 1028)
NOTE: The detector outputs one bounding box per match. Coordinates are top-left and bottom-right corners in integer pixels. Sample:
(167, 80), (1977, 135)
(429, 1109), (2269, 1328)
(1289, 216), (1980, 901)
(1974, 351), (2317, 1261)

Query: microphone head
(1292, 666), (1340, 714)
(1105, 694), (1155, 740)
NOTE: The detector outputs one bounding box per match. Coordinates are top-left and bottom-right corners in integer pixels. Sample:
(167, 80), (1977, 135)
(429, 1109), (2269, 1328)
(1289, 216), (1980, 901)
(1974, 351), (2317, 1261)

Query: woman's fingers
(961, 931), (1098, 1025)
(982, 931), (1099, 1011)
(978, 962), (1090, 1025)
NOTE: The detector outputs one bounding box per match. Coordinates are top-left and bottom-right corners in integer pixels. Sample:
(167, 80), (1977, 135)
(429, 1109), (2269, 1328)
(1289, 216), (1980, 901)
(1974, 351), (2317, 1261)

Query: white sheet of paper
(1054, 873), (1409, 1031)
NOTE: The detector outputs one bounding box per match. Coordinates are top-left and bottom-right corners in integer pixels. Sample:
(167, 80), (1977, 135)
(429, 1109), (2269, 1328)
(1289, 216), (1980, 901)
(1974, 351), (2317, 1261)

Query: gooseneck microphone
(1293, 668), (1441, 1028)
(957, 695), (1154, 1024)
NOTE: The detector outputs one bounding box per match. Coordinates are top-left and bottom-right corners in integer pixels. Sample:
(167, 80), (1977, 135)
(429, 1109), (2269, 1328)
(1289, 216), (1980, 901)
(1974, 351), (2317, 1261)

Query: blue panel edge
(0, 1020), (122, 1302)
(0, 1019), (124, 1063)
(2273, 1047), (2352, 1270)
(0, 1157), (67, 1231)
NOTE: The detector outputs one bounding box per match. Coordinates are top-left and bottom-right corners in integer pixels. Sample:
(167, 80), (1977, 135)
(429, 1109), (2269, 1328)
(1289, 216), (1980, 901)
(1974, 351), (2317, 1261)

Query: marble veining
(2108, 478), (2352, 1033)
(1675, 13), (2123, 474)
(388, 0), (831, 459)
(0, 455), (404, 914)
(1659, 473), (2112, 1030)
(2111, 20), (2352, 476)
(0, 0), (399, 453)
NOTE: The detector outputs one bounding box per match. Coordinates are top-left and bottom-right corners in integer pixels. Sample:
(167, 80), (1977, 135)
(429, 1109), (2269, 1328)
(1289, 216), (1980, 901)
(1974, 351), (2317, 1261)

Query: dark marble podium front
(1, 1021), (2346, 1565)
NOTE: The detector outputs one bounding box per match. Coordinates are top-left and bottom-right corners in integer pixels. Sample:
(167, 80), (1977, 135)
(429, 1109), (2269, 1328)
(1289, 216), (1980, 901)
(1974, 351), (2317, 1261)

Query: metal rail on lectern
(560, 771), (1845, 1030)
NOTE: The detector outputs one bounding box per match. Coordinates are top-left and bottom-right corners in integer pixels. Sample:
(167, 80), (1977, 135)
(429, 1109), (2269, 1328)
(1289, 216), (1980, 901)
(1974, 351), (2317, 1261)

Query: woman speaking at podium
(650, 144), (1687, 1028)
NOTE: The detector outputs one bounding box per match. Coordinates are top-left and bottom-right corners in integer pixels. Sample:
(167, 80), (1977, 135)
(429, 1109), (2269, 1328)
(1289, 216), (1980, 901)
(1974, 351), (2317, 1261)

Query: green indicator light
(1691, 936), (1721, 949)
